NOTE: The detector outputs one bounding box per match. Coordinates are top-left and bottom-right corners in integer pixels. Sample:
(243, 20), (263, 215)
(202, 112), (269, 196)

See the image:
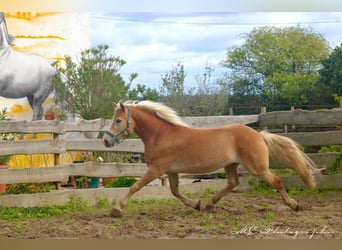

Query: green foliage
(318, 43), (342, 105)
(0, 196), (89, 220)
(205, 187), (217, 195)
(105, 177), (137, 188)
(0, 155), (10, 165)
(92, 152), (133, 163)
(217, 173), (226, 179)
(0, 108), (15, 164)
(319, 145), (342, 174)
(200, 214), (215, 229)
(5, 183), (55, 195)
(53, 44), (134, 120)
(247, 178), (277, 195)
(160, 61), (228, 116)
(190, 64), (229, 116)
(75, 176), (92, 188)
(129, 83), (159, 101)
(222, 26), (330, 109)
(160, 61), (189, 115)
(96, 197), (110, 208)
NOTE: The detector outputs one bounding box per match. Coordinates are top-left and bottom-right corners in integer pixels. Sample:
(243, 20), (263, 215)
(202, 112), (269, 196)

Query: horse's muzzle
(103, 137), (114, 148)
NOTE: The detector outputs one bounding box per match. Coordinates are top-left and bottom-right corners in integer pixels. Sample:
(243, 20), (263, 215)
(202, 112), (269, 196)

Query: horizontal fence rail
(0, 109), (341, 187)
(259, 108), (342, 127)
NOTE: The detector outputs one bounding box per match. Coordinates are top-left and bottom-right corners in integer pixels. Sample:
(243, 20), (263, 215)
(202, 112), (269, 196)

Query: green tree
(191, 63), (228, 116)
(222, 26), (330, 108)
(160, 61), (228, 116)
(160, 61), (193, 115)
(53, 44), (135, 119)
(129, 83), (159, 101)
(316, 43), (342, 105)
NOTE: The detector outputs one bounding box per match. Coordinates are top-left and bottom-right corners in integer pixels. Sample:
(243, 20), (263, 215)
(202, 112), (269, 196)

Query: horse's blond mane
(122, 100), (190, 127)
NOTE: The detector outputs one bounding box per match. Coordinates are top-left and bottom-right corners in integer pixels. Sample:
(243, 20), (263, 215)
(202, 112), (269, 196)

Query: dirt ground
(0, 191), (341, 239)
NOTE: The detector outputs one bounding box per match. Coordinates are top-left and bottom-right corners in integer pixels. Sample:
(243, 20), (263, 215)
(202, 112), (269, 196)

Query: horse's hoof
(205, 205), (213, 213)
(294, 204), (303, 211)
(288, 198), (303, 211)
(110, 207), (122, 218)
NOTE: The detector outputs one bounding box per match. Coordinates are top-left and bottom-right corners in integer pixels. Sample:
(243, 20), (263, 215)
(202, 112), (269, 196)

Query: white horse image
(0, 12), (56, 120)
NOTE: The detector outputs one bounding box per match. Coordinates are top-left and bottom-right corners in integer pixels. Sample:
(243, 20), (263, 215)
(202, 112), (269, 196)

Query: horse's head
(103, 102), (133, 147)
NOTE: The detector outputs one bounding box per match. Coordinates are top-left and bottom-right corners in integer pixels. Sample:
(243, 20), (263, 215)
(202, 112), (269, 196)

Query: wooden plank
(0, 120), (65, 134)
(268, 152), (341, 169)
(281, 175), (342, 189)
(68, 162), (148, 177)
(0, 166), (69, 184)
(260, 109), (342, 127)
(0, 139), (67, 155)
(0, 119), (109, 134)
(280, 130), (342, 146)
(308, 152), (342, 168)
(65, 139), (145, 153)
(0, 162), (149, 184)
(183, 115), (259, 127)
(62, 118), (109, 132)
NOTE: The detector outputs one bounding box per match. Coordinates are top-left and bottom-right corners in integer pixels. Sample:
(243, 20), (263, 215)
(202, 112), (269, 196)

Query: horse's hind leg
(168, 173), (201, 211)
(27, 94), (44, 121)
(205, 163), (240, 212)
(258, 170), (302, 211)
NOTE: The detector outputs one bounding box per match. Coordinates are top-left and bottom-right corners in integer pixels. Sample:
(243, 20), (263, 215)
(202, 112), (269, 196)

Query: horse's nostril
(103, 139), (109, 146)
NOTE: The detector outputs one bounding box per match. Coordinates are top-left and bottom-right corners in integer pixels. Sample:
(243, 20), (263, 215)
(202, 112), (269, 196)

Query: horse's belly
(166, 156), (236, 174)
(165, 136), (238, 174)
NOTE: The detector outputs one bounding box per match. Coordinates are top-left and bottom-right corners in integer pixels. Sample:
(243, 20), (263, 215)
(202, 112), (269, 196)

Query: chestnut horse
(103, 100), (316, 217)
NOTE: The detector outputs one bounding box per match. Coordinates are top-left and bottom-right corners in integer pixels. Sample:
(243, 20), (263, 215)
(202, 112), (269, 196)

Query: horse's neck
(133, 108), (175, 144)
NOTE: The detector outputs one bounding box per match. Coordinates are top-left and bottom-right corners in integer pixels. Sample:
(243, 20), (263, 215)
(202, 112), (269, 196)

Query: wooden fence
(0, 108), (342, 193)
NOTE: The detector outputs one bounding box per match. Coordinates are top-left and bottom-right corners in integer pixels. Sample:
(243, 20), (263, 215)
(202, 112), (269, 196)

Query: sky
(90, 12), (342, 90)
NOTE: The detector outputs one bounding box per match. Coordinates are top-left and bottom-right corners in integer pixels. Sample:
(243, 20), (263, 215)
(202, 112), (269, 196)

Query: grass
(0, 195), (89, 220)
(0, 187), (339, 222)
(0, 190), (340, 239)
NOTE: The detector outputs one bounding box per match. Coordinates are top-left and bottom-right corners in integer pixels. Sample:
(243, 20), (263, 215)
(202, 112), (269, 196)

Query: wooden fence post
(53, 133), (61, 190)
(290, 106), (296, 132)
(260, 107), (267, 130)
(229, 107), (234, 116)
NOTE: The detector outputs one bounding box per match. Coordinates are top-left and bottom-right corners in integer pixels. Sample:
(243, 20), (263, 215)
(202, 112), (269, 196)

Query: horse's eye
(115, 119), (122, 124)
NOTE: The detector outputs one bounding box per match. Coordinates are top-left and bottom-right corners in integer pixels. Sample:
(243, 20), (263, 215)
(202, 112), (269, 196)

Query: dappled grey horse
(0, 12), (56, 120)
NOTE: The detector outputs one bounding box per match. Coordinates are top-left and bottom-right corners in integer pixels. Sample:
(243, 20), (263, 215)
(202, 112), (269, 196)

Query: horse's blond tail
(260, 130), (316, 189)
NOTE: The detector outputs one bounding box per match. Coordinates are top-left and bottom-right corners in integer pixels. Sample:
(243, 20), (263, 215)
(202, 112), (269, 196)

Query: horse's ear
(119, 102), (125, 111)
(112, 102), (116, 109)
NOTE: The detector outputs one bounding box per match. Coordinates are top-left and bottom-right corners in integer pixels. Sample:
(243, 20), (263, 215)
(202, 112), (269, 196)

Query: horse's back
(189, 123), (260, 140)
(0, 48), (55, 98)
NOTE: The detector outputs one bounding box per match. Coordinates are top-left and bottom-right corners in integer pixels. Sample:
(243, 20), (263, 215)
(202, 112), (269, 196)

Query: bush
(53, 44), (134, 120)
(105, 177), (137, 188)
(5, 183), (55, 195)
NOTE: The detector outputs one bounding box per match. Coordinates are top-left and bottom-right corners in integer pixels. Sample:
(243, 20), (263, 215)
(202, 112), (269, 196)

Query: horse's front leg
(110, 167), (163, 217)
(28, 95), (44, 121)
(168, 173), (201, 211)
